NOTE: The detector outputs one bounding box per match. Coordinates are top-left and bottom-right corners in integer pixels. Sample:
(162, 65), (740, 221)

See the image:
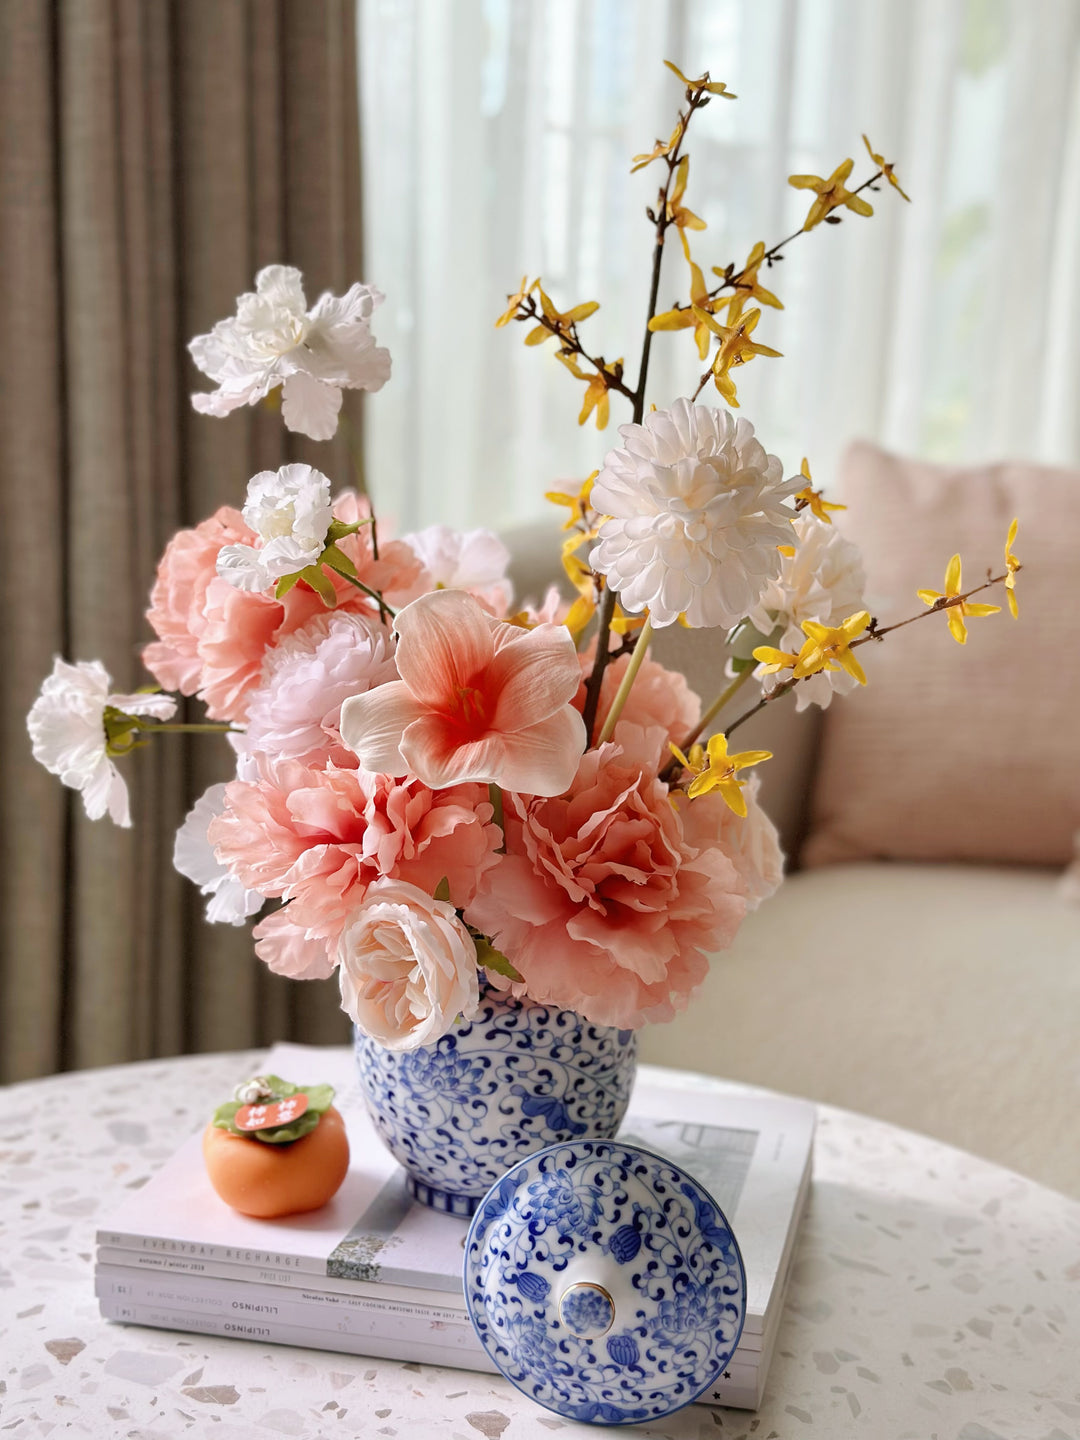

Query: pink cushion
(802, 442), (1080, 868)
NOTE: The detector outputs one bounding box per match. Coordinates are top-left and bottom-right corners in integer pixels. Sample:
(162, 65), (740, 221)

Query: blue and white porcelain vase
(353, 987), (638, 1216)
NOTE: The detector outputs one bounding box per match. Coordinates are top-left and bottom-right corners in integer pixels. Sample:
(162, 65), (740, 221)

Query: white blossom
(747, 513), (867, 710)
(402, 524), (513, 613)
(27, 659), (176, 827)
(173, 784), (264, 925)
(189, 265), (391, 440)
(216, 464), (334, 592)
(588, 398), (801, 629)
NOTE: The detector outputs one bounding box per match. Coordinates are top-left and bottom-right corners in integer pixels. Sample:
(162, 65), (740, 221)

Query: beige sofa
(507, 525), (1080, 1200)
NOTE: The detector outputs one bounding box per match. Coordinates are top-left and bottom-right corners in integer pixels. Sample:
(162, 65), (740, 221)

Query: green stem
(659, 664), (754, 781)
(337, 569), (395, 622)
(687, 666), (754, 749)
(595, 617), (653, 746)
(137, 722), (237, 734)
(488, 782), (505, 853)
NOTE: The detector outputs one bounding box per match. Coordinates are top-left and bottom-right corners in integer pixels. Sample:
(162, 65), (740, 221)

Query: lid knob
(558, 1281), (615, 1338)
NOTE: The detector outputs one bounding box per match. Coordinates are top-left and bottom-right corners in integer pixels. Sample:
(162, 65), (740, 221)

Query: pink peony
(208, 757), (500, 948)
(676, 773), (783, 910)
(574, 639), (700, 749)
(144, 492), (421, 722)
(144, 507), (254, 695)
(464, 724), (748, 1029)
(340, 589), (586, 796)
(253, 908), (337, 980)
(338, 877), (480, 1050)
(241, 611), (398, 768)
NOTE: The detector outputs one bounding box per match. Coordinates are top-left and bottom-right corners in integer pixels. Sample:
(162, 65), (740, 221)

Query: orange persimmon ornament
(202, 1075), (350, 1219)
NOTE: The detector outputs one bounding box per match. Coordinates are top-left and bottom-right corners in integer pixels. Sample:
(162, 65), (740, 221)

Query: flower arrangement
(27, 62), (1020, 1054)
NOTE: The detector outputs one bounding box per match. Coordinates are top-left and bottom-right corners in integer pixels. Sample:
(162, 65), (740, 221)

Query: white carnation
(189, 265), (391, 441)
(402, 524), (513, 613)
(748, 513), (867, 710)
(216, 463), (334, 592)
(173, 784), (264, 925)
(589, 398), (801, 629)
(27, 659), (176, 828)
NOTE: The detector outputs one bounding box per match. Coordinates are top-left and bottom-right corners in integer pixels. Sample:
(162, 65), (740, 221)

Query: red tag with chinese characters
(234, 1093), (309, 1131)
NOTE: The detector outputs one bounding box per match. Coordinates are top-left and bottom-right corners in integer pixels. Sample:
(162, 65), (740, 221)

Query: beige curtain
(0, 0), (364, 1082)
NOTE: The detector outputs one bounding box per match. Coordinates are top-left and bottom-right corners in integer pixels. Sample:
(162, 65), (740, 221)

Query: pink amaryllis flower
(340, 590), (586, 797)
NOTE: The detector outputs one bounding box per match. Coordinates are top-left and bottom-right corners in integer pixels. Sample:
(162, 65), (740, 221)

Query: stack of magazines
(96, 1043), (814, 1411)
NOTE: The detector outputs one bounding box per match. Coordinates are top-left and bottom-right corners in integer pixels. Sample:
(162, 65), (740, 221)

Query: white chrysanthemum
(747, 513), (867, 710)
(402, 524), (513, 613)
(27, 659), (176, 827)
(241, 611), (398, 765)
(216, 464), (334, 592)
(588, 399), (801, 629)
(189, 265), (391, 440)
(173, 784), (264, 925)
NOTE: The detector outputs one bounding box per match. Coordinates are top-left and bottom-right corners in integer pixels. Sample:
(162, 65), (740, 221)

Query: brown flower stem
(581, 86), (710, 745)
(852, 570), (1013, 646)
(515, 296), (636, 404)
(581, 585), (620, 745)
(721, 568), (1015, 740)
(688, 170), (885, 402)
(722, 680), (797, 740)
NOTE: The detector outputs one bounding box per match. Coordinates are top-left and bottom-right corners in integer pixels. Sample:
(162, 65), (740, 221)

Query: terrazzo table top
(1, 1049), (1078, 1440)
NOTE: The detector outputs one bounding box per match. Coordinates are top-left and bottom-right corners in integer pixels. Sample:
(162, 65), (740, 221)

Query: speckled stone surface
(1, 1050), (1078, 1439)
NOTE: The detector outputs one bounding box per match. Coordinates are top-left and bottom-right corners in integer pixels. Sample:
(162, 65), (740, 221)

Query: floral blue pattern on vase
(353, 987), (638, 1215)
(463, 1138), (746, 1425)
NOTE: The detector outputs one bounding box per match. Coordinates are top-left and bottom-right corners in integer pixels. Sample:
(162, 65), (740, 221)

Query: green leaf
(321, 543), (358, 578)
(211, 1077), (336, 1146)
(433, 876), (451, 904)
(326, 517), (372, 542)
(275, 571), (302, 599)
(473, 936), (523, 984)
(301, 565), (339, 607)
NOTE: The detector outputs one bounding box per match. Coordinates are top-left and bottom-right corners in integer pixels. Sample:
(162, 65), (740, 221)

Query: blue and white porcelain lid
(463, 1138), (746, 1426)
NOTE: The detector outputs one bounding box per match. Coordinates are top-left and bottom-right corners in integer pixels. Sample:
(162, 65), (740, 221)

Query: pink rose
(465, 724), (748, 1030)
(574, 640), (701, 748)
(338, 877), (480, 1050)
(208, 757), (500, 946)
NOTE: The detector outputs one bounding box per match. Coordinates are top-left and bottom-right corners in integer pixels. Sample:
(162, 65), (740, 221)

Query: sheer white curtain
(359, 0), (1080, 532)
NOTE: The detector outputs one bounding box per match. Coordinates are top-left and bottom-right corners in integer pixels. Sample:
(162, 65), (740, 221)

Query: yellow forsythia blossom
(788, 159), (874, 232)
(794, 611), (871, 683)
(1004, 519), (1020, 618)
(862, 134), (911, 202)
(670, 733), (772, 817)
(917, 556), (1000, 645)
(794, 458), (846, 523)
